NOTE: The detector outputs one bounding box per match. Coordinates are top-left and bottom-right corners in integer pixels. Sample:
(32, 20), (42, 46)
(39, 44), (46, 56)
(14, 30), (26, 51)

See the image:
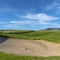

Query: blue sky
(0, 0), (60, 30)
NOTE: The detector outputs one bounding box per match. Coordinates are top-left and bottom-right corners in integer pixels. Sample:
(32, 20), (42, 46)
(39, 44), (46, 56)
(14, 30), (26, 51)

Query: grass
(0, 30), (60, 60)
(0, 30), (60, 43)
(0, 52), (60, 60)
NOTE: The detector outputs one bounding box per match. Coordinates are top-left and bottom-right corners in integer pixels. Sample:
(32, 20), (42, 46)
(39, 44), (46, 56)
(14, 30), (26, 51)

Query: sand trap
(0, 37), (60, 56)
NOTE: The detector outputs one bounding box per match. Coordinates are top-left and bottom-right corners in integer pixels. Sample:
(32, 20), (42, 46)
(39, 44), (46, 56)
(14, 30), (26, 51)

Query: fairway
(0, 30), (60, 43)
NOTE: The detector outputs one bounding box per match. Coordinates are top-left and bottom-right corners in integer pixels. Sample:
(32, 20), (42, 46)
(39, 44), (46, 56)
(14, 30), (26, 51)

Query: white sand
(0, 38), (60, 56)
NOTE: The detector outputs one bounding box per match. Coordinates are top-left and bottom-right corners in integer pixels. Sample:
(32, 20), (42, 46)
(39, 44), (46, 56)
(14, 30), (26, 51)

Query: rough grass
(0, 52), (60, 60)
(0, 30), (60, 43)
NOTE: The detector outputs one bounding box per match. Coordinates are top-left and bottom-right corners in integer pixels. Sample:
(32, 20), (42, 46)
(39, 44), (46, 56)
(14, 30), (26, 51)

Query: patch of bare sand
(0, 38), (60, 56)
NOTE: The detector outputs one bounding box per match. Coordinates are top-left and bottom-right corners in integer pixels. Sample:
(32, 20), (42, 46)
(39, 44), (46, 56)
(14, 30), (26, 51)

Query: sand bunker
(0, 37), (60, 56)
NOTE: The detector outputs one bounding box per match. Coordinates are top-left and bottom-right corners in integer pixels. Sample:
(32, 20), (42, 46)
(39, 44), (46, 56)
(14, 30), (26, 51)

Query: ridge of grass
(0, 52), (60, 60)
(0, 30), (60, 43)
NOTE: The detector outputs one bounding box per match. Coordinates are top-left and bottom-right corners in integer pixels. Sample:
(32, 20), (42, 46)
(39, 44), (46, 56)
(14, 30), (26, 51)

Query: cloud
(44, 0), (60, 12)
(10, 20), (35, 25)
(0, 7), (13, 13)
(20, 13), (58, 24)
(0, 7), (19, 16)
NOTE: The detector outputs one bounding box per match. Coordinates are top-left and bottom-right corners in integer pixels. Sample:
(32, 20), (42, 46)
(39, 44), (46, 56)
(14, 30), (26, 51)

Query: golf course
(0, 0), (60, 59)
(0, 29), (60, 60)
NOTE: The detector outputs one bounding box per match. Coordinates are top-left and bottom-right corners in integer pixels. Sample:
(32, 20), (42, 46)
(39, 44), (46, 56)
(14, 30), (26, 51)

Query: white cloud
(39, 21), (49, 24)
(21, 13), (58, 24)
(10, 20), (35, 25)
(44, 0), (60, 12)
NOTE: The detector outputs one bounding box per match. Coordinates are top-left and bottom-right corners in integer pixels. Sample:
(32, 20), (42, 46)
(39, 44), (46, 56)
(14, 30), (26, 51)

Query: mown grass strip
(0, 52), (60, 60)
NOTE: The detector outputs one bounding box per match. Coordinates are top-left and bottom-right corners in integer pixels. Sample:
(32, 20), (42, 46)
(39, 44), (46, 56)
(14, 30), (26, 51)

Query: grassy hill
(0, 29), (60, 43)
(46, 28), (60, 31)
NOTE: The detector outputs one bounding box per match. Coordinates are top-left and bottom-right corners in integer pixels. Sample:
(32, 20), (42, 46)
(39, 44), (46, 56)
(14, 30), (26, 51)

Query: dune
(0, 37), (60, 56)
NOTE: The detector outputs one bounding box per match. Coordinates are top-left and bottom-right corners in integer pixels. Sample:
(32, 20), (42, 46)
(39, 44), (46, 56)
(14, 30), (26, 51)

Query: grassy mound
(0, 30), (60, 43)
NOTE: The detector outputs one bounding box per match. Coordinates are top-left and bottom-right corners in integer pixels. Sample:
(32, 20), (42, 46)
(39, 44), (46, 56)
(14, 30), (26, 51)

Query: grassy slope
(0, 30), (60, 42)
(0, 52), (60, 60)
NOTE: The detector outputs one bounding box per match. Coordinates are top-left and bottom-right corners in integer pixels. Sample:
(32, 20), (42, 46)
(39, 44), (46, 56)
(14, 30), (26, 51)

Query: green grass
(0, 52), (60, 60)
(0, 30), (60, 60)
(0, 30), (60, 43)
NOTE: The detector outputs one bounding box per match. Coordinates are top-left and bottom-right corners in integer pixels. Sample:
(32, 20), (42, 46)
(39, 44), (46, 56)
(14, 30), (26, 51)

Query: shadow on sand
(0, 36), (9, 44)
